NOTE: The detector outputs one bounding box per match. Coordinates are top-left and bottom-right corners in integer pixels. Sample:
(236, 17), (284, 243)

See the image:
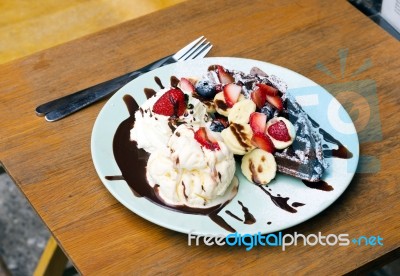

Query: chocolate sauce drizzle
(305, 115), (354, 191)
(292, 202), (306, 208)
(170, 76), (179, 88)
(323, 145), (353, 159)
(225, 201), (256, 224)
(225, 210), (243, 222)
(320, 128), (353, 159)
(215, 100), (229, 111)
(302, 180), (334, 191)
(249, 160), (262, 184)
(306, 115), (353, 160)
(230, 123), (252, 150)
(154, 76), (164, 89)
(259, 185), (304, 213)
(105, 175), (124, 181)
(144, 88), (156, 99)
(238, 201), (256, 224)
(209, 210), (236, 233)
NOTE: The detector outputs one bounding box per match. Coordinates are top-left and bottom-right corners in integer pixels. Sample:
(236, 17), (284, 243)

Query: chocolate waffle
(274, 93), (328, 182)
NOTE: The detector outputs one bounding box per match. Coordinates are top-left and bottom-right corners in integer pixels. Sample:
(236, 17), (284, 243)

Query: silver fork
(36, 36), (212, 122)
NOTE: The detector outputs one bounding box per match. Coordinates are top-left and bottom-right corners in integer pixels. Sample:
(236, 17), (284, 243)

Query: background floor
(0, 172), (49, 275)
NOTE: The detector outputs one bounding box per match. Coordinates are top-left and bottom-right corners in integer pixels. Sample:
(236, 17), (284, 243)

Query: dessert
(128, 63), (351, 210)
(130, 84), (238, 209)
(104, 61), (356, 234)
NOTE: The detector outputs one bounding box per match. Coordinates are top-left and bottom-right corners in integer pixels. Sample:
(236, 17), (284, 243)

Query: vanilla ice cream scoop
(146, 124), (238, 208)
(130, 89), (209, 153)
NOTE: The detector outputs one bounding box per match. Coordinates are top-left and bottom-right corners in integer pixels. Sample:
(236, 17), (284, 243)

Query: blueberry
(209, 121), (226, 132)
(195, 79), (217, 99)
(261, 103), (276, 120)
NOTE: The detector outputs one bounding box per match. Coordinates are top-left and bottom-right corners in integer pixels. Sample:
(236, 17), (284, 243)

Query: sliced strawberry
(223, 83), (241, 107)
(217, 65), (234, 84)
(266, 95), (283, 111)
(250, 87), (267, 109)
(256, 83), (278, 96)
(194, 127), (221, 151)
(249, 112), (267, 133)
(179, 78), (195, 94)
(251, 132), (275, 153)
(267, 120), (291, 142)
(152, 88), (186, 117)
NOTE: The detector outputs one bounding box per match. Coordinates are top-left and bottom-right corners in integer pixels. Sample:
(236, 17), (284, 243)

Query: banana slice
(228, 99), (256, 124)
(241, 149), (276, 185)
(213, 92), (245, 117)
(221, 123), (255, 155)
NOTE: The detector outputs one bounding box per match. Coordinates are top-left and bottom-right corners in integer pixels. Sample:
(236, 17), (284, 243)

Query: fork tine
(186, 42), (212, 60)
(179, 37), (207, 60)
(172, 36), (204, 60)
(195, 44), (212, 59)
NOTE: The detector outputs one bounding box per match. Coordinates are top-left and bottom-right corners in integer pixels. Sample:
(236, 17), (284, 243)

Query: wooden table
(1, 0), (399, 274)
(0, 0), (184, 64)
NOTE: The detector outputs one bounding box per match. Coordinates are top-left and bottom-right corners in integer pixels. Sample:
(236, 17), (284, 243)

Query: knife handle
(36, 55), (173, 121)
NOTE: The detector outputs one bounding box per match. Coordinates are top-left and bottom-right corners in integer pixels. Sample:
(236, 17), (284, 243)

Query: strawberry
(217, 65), (234, 84)
(251, 132), (275, 153)
(152, 88), (186, 117)
(194, 127), (221, 151)
(256, 83), (278, 96)
(249, 112), (267, 133)
(179, 78), (195, 94)
(267, 120), (291, 141)
(266, 95), (283, 111)
(223, 83), (241, 107)
(250, 87), (267, 109)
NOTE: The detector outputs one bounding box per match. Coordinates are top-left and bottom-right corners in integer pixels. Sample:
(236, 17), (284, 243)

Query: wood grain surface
(0, 0), (184, 63)
(0, 0), (399, 274)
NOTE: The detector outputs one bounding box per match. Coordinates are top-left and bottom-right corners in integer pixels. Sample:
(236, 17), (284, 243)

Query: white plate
(91, 57), (359, 236)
